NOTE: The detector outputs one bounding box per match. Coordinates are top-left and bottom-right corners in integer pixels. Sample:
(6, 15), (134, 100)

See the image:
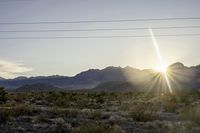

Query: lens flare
(155, 63), (167, 73)
(149, 29), (173, 94)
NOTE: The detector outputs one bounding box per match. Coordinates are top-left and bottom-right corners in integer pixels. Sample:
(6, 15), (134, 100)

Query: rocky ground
(0, 91), (199, 133)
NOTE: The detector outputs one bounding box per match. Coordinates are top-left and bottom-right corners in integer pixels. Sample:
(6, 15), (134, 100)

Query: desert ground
(0, 89), (199, 133)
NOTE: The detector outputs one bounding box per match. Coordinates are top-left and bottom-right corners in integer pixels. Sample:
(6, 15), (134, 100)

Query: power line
(0, 26), (200, 33)
(0, 17), (200, 25)
(0, 33), (200, 39)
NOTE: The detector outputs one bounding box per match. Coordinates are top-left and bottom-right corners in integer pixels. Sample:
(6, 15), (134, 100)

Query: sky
(0, 0), (200, 78)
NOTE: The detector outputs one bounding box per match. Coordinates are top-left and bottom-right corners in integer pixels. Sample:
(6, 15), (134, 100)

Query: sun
(155, 64), (168, 73)
(149, 29), (172, 93)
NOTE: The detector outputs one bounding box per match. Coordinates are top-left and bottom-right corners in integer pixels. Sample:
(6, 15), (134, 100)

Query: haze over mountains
(1, 62), (200, 92)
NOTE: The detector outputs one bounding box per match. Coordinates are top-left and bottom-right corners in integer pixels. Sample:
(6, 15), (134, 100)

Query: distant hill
(93, 81), (138, 92)
(14, 83), (61, 92)
(13, 76), (28, 80)
(1, 62), (200, 92)
(168, 62), (185, 69)
(0, 77), (5, 80)
(0, 66), (140, 90)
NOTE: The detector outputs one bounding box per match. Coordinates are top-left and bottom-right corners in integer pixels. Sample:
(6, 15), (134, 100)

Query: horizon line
(1, 62), (198, 80)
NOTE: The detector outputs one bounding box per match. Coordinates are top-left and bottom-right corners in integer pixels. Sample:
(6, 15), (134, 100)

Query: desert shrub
(120, 102), (133, 111)
(0, 86), (7, 104)
(0, 109), (10, 124)
(0, 104), (34, 123)
(180, 105), (200, 125)
(44, 92), (73, 107)
(177, 95), (189, 103)
(175, 90), (199, 104)
(49, 107), (79, 118)
(31, 92), (44, 101)
(89, 110), (101, 120)
(54, 97), (68, 106)
(163, 96), (177, 112)
(34, 115), (51, 123)
(163, 101), (177, 112)
(72, 123), (123, 133)
(11, 104), (35, 117)
(50, 122), (71, 133)
(129, 104), (156, 122)
(11, 93), (28, 103)
(44, 91), (57, 103)
(96, 96), (105, 104)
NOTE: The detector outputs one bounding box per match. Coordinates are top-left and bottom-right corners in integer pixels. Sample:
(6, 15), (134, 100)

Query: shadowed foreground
(0, 90), (200, 133)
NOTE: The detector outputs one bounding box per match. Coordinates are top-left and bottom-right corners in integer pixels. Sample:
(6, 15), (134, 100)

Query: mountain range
(1, 62), (200, 92)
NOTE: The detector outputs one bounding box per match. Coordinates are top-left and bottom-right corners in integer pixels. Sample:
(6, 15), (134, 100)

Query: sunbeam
(149, 29), (173, 94)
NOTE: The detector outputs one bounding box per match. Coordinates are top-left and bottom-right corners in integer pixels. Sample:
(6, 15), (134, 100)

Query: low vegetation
(180, 105), (200, 125)
(0, 89), (199, 132)
(0, 87), (7, 104)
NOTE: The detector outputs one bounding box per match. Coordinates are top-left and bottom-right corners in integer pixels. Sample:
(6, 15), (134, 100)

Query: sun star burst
(149, 29), (173, 94)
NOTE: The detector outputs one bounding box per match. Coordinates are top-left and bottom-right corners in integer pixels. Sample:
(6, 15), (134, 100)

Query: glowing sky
(0, 0), (200, 78)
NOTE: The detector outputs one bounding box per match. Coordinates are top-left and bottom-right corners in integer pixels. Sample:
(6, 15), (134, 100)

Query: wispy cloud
(0, 59), (33, 78)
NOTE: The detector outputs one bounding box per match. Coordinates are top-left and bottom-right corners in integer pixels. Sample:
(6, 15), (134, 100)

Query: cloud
(0, 59), (33, 78)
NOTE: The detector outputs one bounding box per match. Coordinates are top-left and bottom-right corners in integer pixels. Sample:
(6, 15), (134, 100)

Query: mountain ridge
(1, 62), (200, 91)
